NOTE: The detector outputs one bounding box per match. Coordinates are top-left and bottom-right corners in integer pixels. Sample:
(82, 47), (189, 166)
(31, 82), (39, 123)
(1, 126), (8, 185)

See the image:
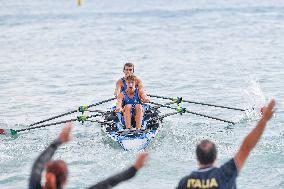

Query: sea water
(0, 0), (284, 188)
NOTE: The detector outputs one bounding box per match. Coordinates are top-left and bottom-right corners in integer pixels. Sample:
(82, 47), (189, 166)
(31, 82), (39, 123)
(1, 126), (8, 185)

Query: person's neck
(198, 163), (214, 169)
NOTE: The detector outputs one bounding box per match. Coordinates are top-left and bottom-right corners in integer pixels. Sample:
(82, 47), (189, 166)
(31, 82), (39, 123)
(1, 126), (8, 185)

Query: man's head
(123, 63), (135, 77)
(125, 75), (136, 92)
(45, 160), (68, 188)
(196, 140), (217, 166)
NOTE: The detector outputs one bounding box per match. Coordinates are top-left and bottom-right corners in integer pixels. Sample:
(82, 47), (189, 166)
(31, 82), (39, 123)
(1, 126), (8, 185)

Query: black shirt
(177, 158), (238, 189)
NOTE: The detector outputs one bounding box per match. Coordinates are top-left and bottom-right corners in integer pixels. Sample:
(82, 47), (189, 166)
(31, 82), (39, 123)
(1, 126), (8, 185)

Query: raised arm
(29, 123), (72, 189)
(235, 100), (275, 171)
(88, 153), (148, 189)
(29, 139), (62, 189)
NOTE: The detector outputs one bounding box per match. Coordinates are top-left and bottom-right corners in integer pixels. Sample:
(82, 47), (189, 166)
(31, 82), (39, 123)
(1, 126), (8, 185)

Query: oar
(0, 114), (104, 136)
(146, 111), (181, 125)
(149, 101), (236, 125)
(148, 101), (178, 111)
(148, 94), (246, 111)
(27, 97), (116, 127)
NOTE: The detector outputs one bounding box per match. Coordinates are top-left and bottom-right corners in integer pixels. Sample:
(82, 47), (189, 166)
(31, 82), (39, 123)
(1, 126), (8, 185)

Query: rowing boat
(101, 105), (162, 151)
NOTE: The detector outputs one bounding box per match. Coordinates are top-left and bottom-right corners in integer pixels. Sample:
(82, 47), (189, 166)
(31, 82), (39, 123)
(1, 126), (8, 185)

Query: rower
(115, 75), (150, 129)
(114, 63), (149, 102)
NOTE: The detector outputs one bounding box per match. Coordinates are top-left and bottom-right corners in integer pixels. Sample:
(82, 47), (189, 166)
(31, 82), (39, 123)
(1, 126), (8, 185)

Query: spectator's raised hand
(261, 99), (276, 121)
(59, 122), (73, 143)
(134, 152), (149, 170)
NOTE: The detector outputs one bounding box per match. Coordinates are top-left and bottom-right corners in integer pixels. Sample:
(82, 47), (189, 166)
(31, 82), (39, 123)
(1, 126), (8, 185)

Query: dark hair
(125, 75), (136, 82)
(45, 160), (68, 189)
(123, 63), (135, 72)
(196, 140), (217, 165)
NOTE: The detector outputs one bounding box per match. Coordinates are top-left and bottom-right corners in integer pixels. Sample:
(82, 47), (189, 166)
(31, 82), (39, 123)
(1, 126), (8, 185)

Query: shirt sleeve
(88, 166), (137, 189)
(219, 158), (238, 181)
(28, 138), (62, 189)
(176, 176), (188, 189)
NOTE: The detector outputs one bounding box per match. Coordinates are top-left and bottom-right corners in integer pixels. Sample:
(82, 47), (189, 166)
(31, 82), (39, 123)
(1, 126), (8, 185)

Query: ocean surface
(0, 0), (284, 188)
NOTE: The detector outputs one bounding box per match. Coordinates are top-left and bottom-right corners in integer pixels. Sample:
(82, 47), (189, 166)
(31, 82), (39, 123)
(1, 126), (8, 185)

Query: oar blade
(0, 129), (17, 136)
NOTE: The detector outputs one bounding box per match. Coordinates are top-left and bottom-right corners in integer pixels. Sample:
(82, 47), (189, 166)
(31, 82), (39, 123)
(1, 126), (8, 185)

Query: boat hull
(101, 106), (161, 151)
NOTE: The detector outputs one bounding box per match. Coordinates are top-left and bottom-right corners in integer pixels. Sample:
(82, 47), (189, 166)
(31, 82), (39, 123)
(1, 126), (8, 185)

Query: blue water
(1, 0), (284, 188)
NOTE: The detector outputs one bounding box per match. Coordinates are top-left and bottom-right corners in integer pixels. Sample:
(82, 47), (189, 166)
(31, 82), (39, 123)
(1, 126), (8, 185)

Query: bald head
(196, 140), (217, 165)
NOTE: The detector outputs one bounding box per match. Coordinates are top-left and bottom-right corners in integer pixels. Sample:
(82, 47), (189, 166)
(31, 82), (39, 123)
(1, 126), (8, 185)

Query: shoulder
(116, 79), (124, 85)
(135, 77), (142, 83)
(136, 78), (144, 87)
(218, 158), (238, 179)
(220, 158), (238, 172)
(177, 175), (189, 188)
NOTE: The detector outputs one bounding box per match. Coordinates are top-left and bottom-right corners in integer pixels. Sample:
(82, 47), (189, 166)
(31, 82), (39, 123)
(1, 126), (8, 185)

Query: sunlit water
(0, 0), (284, 188)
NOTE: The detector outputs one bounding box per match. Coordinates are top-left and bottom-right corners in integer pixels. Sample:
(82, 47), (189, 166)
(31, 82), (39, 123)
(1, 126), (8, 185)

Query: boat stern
(119, 138), (149, 151)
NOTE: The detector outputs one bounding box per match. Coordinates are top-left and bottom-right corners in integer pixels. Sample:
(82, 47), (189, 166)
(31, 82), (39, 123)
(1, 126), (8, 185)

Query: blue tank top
(123, 89), (141, 105)
(121, 78), (127, 92)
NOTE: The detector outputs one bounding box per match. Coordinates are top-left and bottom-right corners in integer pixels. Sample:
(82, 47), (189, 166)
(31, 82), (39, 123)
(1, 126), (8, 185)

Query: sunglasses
(124, 68), (133, 71)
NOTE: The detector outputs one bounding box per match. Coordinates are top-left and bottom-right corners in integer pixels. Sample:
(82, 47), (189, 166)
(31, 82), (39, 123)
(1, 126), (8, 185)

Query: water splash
(240, 79), (267, 122)
(244, 79), (266, 109)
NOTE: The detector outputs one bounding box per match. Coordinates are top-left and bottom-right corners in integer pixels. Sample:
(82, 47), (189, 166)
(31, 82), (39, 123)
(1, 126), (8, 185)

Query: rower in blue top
(115, 75), (150, 129)
(114, 63), (149, 103)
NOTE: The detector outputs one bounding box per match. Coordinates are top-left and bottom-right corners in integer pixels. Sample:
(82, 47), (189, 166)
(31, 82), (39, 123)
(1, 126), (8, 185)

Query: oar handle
(155, 112), (180, 121)
(88, 119), (114, 127)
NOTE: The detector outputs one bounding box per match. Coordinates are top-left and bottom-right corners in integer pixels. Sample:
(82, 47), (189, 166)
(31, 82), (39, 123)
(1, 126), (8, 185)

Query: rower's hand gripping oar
(149, 102), (236, 125)
(148, 94), (246, 111)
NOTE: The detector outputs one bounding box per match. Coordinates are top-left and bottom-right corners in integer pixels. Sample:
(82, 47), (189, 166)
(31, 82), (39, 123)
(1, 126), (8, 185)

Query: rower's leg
(123, 105), (132, 129)
(135, 104), (143, 129)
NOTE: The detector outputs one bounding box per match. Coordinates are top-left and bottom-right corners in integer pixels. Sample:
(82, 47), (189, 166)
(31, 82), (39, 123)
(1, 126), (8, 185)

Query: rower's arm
(136, 78), (145, 93)
(137, 78), (150, 103)
(235, 100), (275, 171)
(114, 80), (123, 97)
(139, 90), (150, 103)
(116, 93), (124, 109)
